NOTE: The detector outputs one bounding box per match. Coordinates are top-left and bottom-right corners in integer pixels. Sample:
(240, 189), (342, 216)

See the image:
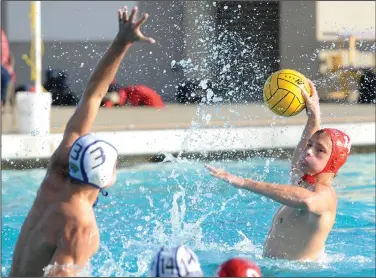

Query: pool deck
(1, 103), (375, 169)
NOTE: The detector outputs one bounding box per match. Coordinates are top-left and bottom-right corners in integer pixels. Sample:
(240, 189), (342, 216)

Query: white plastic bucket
(16, 92), (52, 135)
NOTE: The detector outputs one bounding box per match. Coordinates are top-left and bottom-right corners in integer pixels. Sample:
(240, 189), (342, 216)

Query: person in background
(1, 29), (16, 113)
(102, 78), (121, 108)
(43, 68), (78, 106)
(101, 82), (164, 108)
(119, 84), (165, 108)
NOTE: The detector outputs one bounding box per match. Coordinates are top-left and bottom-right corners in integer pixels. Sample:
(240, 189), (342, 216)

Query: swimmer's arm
(48, 39), (132, 168)
(63, 39), (131, 137)
(50, 8), (155, 166)
(290, 80), (321, 183)
(44, 226), (98, 277)
(290, 117), (320, 182)
(241, 180), (332, 215)
(206, 165), (332, 215)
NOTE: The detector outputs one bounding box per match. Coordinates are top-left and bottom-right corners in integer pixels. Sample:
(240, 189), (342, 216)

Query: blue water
(2, 153), (375, 277)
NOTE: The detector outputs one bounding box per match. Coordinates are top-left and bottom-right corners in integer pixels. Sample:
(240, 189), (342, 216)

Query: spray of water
(41, 2), (376, 277)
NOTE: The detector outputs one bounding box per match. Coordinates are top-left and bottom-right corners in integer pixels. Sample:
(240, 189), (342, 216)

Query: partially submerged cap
(149, 245), (203, 277)
(217, 257), (262, 277)
(68, 133), (118, 189)
(302, 128), (351, 184)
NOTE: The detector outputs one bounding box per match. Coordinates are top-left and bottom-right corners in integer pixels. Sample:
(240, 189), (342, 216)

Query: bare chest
(273, 206), (317, 230)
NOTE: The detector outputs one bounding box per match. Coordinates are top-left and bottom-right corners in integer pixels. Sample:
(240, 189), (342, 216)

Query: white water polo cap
(68, 133), (118, 189)
(149, 245), (204, 277)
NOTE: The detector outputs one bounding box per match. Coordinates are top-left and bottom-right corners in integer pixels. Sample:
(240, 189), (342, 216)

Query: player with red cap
(217, 258), (262, 277)
(119, 84), (165, 108)
(205, 80), (351, 261)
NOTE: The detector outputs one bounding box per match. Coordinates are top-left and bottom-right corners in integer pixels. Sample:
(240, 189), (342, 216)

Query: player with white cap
(9, 4), (155, 277)
(149, 245), (204, 277)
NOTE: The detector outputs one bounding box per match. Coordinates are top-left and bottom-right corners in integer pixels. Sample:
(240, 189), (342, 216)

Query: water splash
(43, 262), (93, 277)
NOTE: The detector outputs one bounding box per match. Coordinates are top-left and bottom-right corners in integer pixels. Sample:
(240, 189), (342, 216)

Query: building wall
(6, 1), (138, 41)
(5, 1), (187, 101)
(4, 1), (375, 101)
(280, 1), (375, 84)
(279, 1), (319, 79)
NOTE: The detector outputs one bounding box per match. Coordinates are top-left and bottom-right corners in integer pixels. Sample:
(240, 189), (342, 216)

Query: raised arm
(50, 6), (155, 167)
(290, 80), (321, 184)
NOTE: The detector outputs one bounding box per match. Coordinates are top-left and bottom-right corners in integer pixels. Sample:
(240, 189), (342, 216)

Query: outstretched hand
(117, 6), (155, 45)
(300, 80), (320, 119)
(205, 164), (247, 189)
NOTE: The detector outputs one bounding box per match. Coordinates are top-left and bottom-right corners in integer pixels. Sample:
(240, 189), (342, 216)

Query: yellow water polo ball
(263, 69), (311, 117)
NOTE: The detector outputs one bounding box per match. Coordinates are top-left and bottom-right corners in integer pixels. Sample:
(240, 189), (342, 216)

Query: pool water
(2, 153), (375, 277)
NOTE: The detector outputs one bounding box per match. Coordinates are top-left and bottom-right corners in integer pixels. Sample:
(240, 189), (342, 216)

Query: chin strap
(299, 174), (317, 185)
(93, 189), (109, 208)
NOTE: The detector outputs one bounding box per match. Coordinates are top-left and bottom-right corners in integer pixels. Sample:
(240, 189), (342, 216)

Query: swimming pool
(2, 153), (375, 277)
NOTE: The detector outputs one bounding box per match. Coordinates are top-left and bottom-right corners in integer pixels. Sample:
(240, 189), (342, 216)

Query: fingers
(118, 9), (123, 22)
(308, 79), (319, 99)
(135, 13), (149, 28)
(135, 13), (155, 44)
(300, 85), (310, 103)
(205, 164), (221, 174)
(123, 6), (128, 22)
(206, 164), (228, 181)
(118, 6), (128, 22)
(140, 36), (156, 44)
(129, 6), (138, 22)
(210, 172), (229, 183)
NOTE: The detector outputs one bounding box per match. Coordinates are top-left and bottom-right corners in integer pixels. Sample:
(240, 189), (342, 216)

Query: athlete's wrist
(113, 34), (134, 49)
(307, 113), (320, 125)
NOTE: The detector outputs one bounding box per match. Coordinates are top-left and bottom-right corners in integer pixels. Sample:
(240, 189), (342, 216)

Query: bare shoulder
(58, 204), (100, 255)
(45, 205), (100, 274)
(48, 133), (81, 175)
(50, 202), (97, 225)
(63, 220), (99, 249)
(57, 201), (98, 226)
(314, 183), (338, 210)
(314, 183), (337, 197)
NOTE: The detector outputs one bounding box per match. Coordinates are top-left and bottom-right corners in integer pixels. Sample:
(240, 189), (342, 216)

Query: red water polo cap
(217, 257), (262, 277)
(301, 128), (351, 184)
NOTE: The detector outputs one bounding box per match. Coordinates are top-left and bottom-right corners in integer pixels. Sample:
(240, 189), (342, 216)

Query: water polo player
(206, 80), (351, 261)
(9, 5), (155, 276)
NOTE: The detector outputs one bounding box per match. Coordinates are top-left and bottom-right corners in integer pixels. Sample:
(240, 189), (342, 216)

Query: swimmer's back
(9, 175), (98, 277)
(9, 193), (61, 277)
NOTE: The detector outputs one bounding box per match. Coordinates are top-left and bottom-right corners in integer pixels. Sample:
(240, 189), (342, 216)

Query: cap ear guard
(322, 128), (351, 173)
(301, 128), (351, 184)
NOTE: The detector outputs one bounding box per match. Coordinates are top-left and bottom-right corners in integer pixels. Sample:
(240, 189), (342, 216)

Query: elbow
(302, 196), (314, 211)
